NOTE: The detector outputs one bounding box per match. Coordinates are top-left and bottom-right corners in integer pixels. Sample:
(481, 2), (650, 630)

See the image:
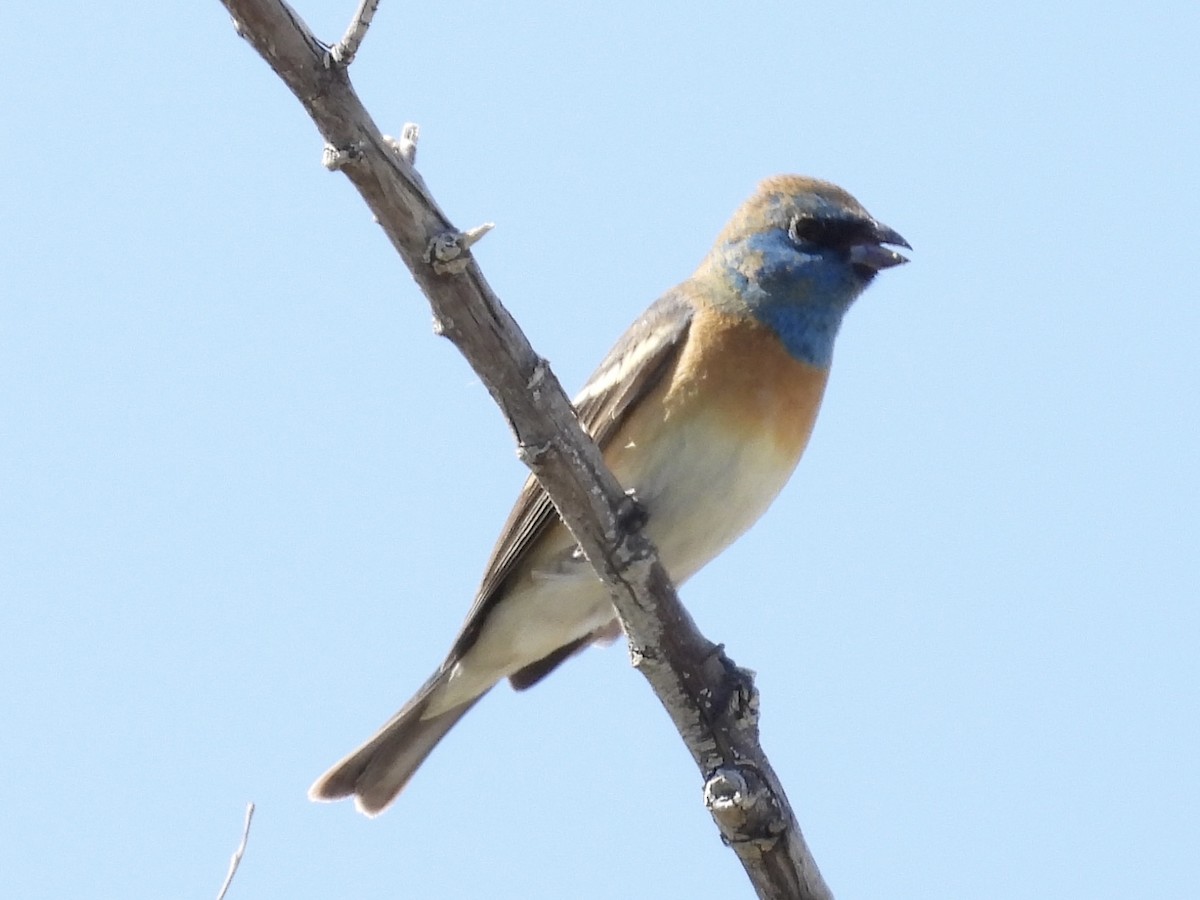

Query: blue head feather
(698, 176), (908, 369)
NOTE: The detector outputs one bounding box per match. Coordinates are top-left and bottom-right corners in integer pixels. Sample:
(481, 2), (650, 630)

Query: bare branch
(217, 3), (832, 897)
(215, 802), (255, 900)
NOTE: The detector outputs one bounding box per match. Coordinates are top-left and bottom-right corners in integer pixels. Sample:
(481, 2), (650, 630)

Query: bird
(309, 175), (909, 815)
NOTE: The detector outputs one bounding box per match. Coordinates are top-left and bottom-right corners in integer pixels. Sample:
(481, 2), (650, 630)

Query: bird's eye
(789, 215), (827, 245)
(788, 215), (862, 250)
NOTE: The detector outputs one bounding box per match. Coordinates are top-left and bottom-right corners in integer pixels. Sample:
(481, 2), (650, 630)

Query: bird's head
(700, 175), (910, 367)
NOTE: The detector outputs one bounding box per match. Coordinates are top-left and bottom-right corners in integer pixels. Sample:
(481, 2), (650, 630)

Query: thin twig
(326, 0), (381, 66)
(215, 802), (256, 900)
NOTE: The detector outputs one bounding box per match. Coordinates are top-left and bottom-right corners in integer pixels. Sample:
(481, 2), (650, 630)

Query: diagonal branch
(217, 2), (832, 897)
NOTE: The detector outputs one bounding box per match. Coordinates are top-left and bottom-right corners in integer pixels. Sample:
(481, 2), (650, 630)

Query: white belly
(438, 410), (801, 711)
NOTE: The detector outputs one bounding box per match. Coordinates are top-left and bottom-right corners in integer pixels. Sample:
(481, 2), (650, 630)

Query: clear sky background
(3, 1), (1197, 898)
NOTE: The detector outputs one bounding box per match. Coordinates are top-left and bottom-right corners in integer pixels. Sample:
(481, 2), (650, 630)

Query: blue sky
(3, 1), (1197, 897)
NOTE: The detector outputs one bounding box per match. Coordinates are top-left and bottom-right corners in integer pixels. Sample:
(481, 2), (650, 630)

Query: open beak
(849, 221), (911, 273)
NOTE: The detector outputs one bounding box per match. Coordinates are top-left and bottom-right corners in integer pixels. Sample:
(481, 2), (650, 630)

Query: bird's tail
(309, 668), (484, 816)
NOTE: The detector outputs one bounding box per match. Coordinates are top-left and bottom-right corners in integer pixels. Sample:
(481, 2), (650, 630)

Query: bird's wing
(447, 288), (695, 661)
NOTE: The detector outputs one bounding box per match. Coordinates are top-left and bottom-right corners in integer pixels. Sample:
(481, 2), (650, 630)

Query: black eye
(788, 215), (864, 250)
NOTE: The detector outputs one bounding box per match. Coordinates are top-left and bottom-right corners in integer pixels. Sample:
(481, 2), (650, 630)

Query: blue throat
(753, 301), (845, 369)
(716, 230), (858, 369)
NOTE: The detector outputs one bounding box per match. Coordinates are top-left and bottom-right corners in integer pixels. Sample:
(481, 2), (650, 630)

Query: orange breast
(662, 306), (829, 467)
(598, 305), (831, 584)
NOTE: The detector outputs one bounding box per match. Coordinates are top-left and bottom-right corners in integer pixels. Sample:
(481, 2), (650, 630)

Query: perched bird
(310, 175), (909, 815)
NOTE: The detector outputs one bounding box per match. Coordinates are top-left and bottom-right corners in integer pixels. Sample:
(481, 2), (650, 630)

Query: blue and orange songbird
(310, 175), (909, 815)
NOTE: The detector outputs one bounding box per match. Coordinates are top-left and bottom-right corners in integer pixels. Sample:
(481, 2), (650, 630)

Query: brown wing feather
(447, 290), (695, 661)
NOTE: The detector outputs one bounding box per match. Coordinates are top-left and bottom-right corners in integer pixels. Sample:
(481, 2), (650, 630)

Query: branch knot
(322, 142), (365, 171)
(704, 764), (786, 848)
(424, 223), (495, 275)
(517, 439), (555, 466)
